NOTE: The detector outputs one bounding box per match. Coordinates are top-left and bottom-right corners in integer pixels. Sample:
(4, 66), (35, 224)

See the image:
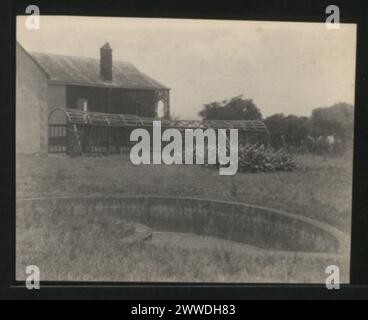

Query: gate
(48, 124), (67, 153)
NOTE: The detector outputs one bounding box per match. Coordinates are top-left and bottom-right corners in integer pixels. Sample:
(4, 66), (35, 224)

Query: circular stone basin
(17, 196), (349, 255)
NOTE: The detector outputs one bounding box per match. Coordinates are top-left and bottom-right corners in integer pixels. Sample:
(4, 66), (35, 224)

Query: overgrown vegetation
(237, 144), (296, 173)
(201, 143), (297, 173)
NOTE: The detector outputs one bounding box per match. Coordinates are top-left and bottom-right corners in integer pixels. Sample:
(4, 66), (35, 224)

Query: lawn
(16, 152), (353, 283)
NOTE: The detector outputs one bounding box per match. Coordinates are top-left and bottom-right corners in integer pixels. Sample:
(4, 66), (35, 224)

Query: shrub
(237, 144), (296, 173)
(198, 143), (297, 173)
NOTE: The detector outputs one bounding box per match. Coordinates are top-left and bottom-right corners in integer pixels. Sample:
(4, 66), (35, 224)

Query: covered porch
(65, 85), (170, 119)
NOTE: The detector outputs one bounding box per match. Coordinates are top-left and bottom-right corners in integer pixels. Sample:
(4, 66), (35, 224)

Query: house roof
(28, 51), (169, 90)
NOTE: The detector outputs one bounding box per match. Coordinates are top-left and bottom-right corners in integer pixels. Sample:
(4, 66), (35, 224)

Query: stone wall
(16, 43), (48, 154)
(17, 196), (349, 255)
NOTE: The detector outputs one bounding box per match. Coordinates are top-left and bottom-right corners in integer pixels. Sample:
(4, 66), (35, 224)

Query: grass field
(16, 152), (353, 282)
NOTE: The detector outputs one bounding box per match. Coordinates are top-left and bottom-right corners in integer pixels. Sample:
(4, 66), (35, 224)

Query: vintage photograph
(16, 16), (356, 283)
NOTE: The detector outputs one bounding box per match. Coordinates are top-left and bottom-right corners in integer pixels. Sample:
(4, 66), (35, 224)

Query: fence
(48, 124), (67, 153)
(48, 110), (270, 155)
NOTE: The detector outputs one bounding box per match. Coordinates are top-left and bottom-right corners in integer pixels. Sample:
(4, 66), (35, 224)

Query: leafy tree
(310, 103), (354, 141)
(285, 115), (310, 145)
(264, 114), (310, 148)
(198, 95), (262, 120)
(263, 114), (286, 148)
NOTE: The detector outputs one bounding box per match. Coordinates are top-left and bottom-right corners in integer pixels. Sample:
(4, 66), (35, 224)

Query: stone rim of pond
(17, 196), (350, 257)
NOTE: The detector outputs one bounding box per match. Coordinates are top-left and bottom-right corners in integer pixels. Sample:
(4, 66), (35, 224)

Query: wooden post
(108, 88), (112, 153)
(165, 90), (170, 119)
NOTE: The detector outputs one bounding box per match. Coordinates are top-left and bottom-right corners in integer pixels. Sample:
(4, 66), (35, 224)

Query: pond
(17, 196), (349, 255)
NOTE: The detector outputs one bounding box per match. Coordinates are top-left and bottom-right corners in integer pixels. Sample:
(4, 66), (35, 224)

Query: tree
(198, 95), (262, 120)
(264, 114), (310, 148)
(264, 114), (286, 148)
(310, 103), (354, 141)
(284, 115), (310, 145)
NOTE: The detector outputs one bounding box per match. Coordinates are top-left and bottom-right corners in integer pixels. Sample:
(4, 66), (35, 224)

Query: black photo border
(1, 0), (368, 300)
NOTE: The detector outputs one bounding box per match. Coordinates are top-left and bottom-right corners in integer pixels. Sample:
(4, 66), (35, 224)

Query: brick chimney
(100, 42), (112, 81)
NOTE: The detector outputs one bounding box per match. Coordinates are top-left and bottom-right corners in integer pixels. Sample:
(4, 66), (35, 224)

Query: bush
(198, 143), (297, 173)
(237, 144), (296, 173)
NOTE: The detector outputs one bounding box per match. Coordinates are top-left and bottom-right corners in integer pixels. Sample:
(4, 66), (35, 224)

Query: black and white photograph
(15, 15), (356, 284)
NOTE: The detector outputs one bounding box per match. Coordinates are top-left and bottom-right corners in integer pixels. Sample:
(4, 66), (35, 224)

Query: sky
(17, 16), (357, 120)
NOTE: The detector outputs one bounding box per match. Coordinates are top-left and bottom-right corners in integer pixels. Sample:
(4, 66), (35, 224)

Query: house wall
(48, 84), (67, 124)
(16, 43), (48, 154)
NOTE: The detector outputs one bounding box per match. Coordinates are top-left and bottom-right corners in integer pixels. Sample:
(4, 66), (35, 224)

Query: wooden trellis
(48, 109), (269, 155)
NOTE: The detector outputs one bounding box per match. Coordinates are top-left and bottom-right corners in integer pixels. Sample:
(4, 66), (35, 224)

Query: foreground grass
(17, 241), (349, 283)
(17, 152), (353, 232)
(17, 205), (349, 283)
(16, 152), (352, 282)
